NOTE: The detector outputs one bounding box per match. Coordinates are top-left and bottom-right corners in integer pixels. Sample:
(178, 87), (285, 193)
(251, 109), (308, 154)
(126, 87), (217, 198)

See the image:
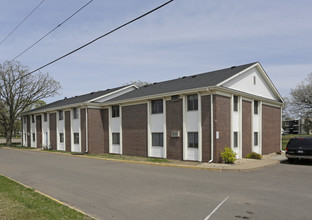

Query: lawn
(0, 175), (93, 220)
(282, 134), (312, 150)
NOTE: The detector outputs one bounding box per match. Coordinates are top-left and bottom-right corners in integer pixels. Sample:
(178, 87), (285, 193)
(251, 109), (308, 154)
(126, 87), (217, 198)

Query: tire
(288, 158), (295, 164)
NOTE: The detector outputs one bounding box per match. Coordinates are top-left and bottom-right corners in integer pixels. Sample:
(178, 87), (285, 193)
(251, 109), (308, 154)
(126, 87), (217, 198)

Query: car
(286, 137), (312, 163)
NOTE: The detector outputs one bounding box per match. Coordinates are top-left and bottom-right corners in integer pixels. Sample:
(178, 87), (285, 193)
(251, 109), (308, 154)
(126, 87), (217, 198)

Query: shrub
(220, 147), (237, 163)
(246, 152), (262, 160)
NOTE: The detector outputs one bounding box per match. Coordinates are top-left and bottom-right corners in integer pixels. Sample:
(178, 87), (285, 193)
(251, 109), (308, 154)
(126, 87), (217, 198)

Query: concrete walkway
(2, 146), (287, 171)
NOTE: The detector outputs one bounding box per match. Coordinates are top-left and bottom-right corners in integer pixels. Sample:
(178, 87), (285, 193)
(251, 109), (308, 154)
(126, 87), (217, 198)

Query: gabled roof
(108, 62), (257, 102)
(23, 85), (131, 114)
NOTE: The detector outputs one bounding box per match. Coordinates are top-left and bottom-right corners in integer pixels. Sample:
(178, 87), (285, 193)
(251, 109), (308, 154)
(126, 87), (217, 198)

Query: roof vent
(191, 75), (197, 78)
(182, 76), (186, 79)
(64, 97), (67, 100)
(231, 66), (236, 69)
(90, 92), (94, 95)
(144, 85), (148, 87)
(153, 82), (157, 84)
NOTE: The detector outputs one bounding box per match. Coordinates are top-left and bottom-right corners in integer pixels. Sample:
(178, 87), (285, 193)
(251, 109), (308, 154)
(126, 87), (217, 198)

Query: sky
(0, 0), (311, 103)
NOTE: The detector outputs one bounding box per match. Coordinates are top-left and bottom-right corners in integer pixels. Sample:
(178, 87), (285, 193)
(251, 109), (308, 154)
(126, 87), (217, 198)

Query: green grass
(88, 153), (171, 163)
(147, 158), (170, 163)
(0, 175), (93, 220)
(282, 134), (312, 150)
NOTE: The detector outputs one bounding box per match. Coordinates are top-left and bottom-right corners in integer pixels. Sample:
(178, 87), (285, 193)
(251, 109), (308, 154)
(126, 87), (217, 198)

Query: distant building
(283, 119), (312, 135)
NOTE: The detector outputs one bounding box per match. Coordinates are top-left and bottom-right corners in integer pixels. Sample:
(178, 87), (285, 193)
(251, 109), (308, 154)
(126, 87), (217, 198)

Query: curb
(2, 146), (283, 172)
(0, 173), (97, 220)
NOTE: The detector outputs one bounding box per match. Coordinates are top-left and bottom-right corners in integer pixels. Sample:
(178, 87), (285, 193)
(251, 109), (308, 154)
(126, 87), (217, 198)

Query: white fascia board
(88, 84), (138, 103)
(209, 86), (283, 107)
(100, 87), (210, 107)
(217, 62), (284, 104)
(21, 102), (101, 116)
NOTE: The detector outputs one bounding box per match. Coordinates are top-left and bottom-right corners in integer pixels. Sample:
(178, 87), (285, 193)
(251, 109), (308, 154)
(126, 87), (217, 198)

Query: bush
(246, 152), (262, 160)
(220, 147), (237, 163)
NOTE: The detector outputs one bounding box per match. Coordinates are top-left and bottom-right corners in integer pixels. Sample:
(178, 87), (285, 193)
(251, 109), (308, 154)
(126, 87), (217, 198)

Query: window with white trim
(112, 105), (120, 118)
(73, 108), (79, 119)
(59, 133), (64, 143)
(59, 110), (63, 120)
(188, 132), (198, 148)
(74, 133), (79, 144)
(233, 132), (238, 148)
(233, 96), (238, 112)
(152, 133), (163, 147)
(254, 101), (258, 115)
(254, 132), (258, 146)
(112, 133), (120, 145)
(44, 113), (47, 122)
(32, 133), (35, 142)
(187, 94), (198, 111)
(151, 99), (163, 114)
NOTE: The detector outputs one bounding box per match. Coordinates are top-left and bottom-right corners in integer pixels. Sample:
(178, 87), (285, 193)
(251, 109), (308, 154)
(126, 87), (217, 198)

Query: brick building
(21, 62), (283, 162)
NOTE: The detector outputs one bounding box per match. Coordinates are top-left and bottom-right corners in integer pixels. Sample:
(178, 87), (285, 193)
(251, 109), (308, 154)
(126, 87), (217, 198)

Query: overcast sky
(0, 0), (311, 103)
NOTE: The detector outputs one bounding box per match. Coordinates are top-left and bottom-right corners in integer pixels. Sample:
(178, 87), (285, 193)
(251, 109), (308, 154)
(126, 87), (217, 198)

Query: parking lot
(0, 148), (311, 220)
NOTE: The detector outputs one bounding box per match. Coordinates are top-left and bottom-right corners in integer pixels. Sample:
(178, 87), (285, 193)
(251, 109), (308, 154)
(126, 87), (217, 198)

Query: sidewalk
(2, 146), (287, 171)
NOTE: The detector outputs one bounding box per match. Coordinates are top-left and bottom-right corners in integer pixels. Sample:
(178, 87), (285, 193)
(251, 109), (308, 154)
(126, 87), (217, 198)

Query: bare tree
(289, 72), (312, 119)
(0, 61), (61, 146)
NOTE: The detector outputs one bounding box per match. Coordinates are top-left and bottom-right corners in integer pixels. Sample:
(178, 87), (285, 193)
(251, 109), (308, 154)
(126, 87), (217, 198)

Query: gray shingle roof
(108, 62), (257, 102)
(23, 85), (128, 114)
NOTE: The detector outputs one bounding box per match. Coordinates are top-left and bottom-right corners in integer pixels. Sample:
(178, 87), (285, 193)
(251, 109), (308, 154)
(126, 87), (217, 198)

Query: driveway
(0, 148), (311, 220)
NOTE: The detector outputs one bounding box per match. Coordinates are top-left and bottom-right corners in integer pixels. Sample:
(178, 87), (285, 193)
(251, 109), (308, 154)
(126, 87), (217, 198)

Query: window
(187, 94), (198, 111)
(233, 96), (238, 112)
(254, 132), (258, 146)
(112, 133), (120, 145)
(59, 133), (64, 143)
(32, 115), (35, 123)
(44, 113), (47, 122)
(24, 117), (27, 124)
(254, 101), (258, 115)
(151, 99), (163, 114)
(233, 132), (238, 148)
(152, 133), (163, 147)
(112, 105), (120, 118)
(32, 133), (35, 142)
(74, 133), (79, 144)
(59, 110), (63, 120)
(188, 132), (198, 148)
(253, 76), (256, 85)
(73, 108), (79, 119)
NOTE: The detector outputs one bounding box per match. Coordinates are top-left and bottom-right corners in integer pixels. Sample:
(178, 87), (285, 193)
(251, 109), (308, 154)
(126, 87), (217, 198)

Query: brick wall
(103, 109), (109, 154)
(166, 99), (183, 160)
(49, 113), (57, 150)
(242, 100), (252, 157)
(27, 115), (30, 147)
(262, 105), (281, 154)
(87, 108), (105, 154)
(65, 111), (71, 152)
(213, 95), (231, 163)
(201, 95), (211, 162)
(80, 109), (86, 153)
(36, 115), (42, 148)
(122, 104), (147, 157)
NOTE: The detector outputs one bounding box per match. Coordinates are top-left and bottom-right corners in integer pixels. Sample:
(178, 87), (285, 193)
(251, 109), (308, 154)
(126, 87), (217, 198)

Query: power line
(12, 0), (94, 61)
(0, 0), (45, 46)
(27, 0), (174, 75)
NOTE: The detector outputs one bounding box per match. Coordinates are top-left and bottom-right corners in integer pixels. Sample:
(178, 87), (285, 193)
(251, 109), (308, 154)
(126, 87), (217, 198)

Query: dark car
(286, 137), (312, 163)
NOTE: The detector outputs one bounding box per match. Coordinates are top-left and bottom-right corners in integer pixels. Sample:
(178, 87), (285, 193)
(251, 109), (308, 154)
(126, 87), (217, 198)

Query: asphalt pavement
(0, 148), (311, 220)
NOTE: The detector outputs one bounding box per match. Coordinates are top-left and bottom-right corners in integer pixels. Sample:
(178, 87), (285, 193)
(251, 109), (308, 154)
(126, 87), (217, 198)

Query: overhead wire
(12, 0), (94, 61)
(26, 0), (174, 76)
(0, 0), (46, 46)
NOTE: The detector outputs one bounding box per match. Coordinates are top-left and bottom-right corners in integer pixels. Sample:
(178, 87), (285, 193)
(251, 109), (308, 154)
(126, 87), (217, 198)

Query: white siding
(71, 108), (81, 152)
(222, 67), (278, 101)
(42, 114), (49, 148)
(57, 111), (65, 151)
(109, 107), (122, 154)
(30, 116), (36, 148)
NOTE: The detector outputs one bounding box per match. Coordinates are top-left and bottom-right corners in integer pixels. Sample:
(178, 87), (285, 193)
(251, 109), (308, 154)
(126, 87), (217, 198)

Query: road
(0, 148), (311, 220)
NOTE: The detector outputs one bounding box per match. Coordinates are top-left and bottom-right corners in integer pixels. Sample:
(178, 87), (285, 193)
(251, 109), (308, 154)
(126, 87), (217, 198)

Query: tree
(289, 72), (312, 119)
(0, 61), (61, 146)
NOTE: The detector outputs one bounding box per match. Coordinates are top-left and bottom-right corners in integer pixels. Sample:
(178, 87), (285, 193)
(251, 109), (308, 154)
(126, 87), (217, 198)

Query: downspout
(209, 93), (214, 163)
(85, 107), (88, 154)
